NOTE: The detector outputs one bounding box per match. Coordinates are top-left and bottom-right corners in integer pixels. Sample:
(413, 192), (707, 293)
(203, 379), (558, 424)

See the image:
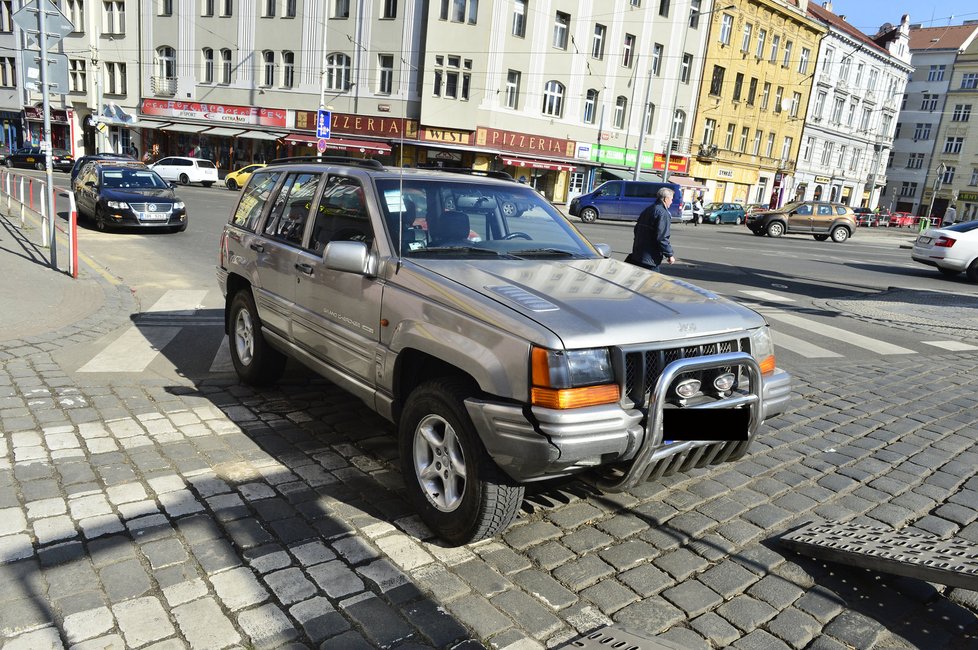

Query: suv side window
(624, 183), (657, 199)
(817, 204), (833, 216)
(230, 171), (282, 231)
(596, 182), (621, 198)
(835, 206), (847, 215)
(263, 172), (322, 246)
(308, 176), (373, 253)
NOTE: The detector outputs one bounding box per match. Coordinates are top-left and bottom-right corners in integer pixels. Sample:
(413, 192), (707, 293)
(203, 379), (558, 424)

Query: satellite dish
(780, 98), (793, 112)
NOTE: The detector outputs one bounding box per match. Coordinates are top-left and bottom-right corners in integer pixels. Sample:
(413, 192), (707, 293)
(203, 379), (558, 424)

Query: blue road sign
(317, 109), (332, 139)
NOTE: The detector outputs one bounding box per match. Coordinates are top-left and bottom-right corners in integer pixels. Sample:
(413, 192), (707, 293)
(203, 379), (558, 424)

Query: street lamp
(925, 162), (946, 220)
(634, 3), (735, 182)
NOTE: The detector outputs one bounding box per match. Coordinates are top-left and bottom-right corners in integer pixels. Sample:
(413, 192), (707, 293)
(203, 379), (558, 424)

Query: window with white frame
(651, 43), (663, 75)
(899, 182), (917, 196)
(334, 0), (350, 18)
(813, 91), (825, 119)
(790, 92), (801, 118)
(732, 73), (743, 101)
(913, 123), (931, 140)
(850, 148), (860, 171)
(719, 14), (733, 45)
(658, 0), (669, 17)
(739, 126), (749, 152)
(907, 153), (924, 169)
(614, 96), (627, 129)
(724, 123), (735, 149)
(264, 0), (275, 17)
(622, 33), (635, 67)
(773, 86), (783, 113)
(689, 0), (700, 28)
(780, 136), (792, 162)
(944, 136), (964, 154)
(155, 46), (175, 78)
(921, 94), (938, 111)
(381, 0), (396, 19)
(821, 47), (834, 74)
(747, 77), (757, 104)
(104, 61), (126, 94)
(709, 65), (724, 96)
(583, 89), (598, 124)
(927, 64), (945, 81)
(867, 68), (878, 92)
(202, 48), (214, 83)
(69, 58), (86, 91)
(285, 0), (296, 17)
(952, 104), (972, 122)
(512, 0), (526, 36)
(971, 168), (978, 186)
(769, 34), (779, 63)
(64, 1), (84, 30)
(221, 48), (232, 83)
(837, 145), (846, 168)
(831, 97), (844, 123)
(782, 41), (792, 68)
(222, 0), (233, 16)
(765, 132), (775, 157)
(262, 51), (275, 87)
(753, 129), (762, 155)
(542, 80), (564, 117)
(0, 56), (14, 87)
(820, 141), (833, 165)
(962, 73), (978, 90)
(592, 24), (606, 59)
(761, 82), (770, 110)
(755, 29), (766, 59)
(681, 54), (692, 83)
(326, 52), (351, 90)
(377, 54), (393, 94)
(798, 47), (810, 74)
(203, 0), (215, 16)
(282, 51), (294, 87)
(553, 11), (569, 49)
(102, 1), (124, 34)
(672, 110), (686, 141)
(702, 118), (716, 145)
(643, 102), (655, 134)
(860, 107), (871, 130)
(505, 70), (520, 108)
(438, 55), (471, 100)
(802, 136), (813, 161)
(741, 23), (752, 53)
(941, 166), (955, 184)
(160, 0), (173, 16)
(839, 57), (850, 81)
(847, 101), (857, 126)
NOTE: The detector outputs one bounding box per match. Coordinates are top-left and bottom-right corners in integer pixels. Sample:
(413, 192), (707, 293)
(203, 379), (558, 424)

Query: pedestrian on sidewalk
(692, 195), (704, 226)
(626, 187), (675, 272)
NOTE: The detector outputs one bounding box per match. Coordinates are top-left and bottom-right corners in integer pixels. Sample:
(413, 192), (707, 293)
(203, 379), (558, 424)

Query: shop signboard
(476, 127), (575, 158)
(589, 144), (689, 174)
(140, 99), (287, 127)
(295, 111), (419, 139)
(958, 191), (978, 202)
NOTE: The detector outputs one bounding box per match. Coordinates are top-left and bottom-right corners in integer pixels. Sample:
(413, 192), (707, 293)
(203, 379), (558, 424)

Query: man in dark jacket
(629, 187), (676, 272)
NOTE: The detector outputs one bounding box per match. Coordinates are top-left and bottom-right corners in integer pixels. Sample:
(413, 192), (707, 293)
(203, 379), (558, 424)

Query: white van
(150, 157), (219, 187)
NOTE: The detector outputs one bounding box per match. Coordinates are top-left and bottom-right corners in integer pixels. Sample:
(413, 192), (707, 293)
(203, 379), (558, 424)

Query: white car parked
(912, 220), (978, 282)
(150, 157), (218, 187)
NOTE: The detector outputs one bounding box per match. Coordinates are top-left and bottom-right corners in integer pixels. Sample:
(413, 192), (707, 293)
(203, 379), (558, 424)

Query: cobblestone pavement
(2, 295), (978, 648)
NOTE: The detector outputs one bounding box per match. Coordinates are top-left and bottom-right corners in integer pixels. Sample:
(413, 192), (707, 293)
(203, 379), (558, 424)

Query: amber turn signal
(531, 384), (620, 409)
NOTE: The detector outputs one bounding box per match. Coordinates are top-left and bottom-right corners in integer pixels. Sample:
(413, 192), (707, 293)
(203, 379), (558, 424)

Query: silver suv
(217, 158), (792, 545)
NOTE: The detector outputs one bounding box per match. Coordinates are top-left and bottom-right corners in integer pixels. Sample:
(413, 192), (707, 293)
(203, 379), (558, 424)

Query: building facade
(885, 23), (978, 215)
(688, 0), (825, 207)
(794, 6), (911, 209)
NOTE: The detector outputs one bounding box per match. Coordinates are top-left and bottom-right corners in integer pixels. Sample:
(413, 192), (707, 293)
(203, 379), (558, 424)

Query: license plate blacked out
(662, 408), (749, 442)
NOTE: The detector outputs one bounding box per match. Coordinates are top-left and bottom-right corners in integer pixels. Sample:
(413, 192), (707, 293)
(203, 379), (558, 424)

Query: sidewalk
(0, 206), (134, 359)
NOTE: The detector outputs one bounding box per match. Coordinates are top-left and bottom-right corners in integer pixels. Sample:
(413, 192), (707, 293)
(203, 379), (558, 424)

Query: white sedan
(911, 220), (978, 282)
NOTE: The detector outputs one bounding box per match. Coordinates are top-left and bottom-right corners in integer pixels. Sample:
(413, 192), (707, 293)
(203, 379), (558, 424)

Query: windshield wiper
(509, 248), (579, 258)
(412, 246), (506, 257)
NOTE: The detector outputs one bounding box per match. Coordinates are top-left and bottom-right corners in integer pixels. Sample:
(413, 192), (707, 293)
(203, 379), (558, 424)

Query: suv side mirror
(324, 240), (377, 277)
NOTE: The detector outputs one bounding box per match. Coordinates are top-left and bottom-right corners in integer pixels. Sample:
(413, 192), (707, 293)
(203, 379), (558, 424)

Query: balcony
(151, 76), (177, 96)
(777, 159), (796, 172)
(696, 144), (719, 161)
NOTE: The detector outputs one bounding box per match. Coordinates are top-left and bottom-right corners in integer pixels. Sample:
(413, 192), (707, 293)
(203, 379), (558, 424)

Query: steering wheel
(502, 232), (532, 240)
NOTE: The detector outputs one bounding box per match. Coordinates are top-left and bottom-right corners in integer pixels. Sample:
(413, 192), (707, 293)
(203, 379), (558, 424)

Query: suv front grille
(128, 203), (173, 213)
(619, 337), (749, 410)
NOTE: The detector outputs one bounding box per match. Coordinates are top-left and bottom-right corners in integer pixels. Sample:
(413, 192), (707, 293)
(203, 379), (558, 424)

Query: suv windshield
(102, 168), (170, 189)
(375, 178), (597, 259)
(775, 201), (806, 213)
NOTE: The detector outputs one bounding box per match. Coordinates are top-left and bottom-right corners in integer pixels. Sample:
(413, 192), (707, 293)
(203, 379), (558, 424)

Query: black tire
(938, 267), (960, 277)
(580, 207), (598, 224)
(201, 181), (214, 188)
(752, 231), (765, 237)
(179, 173), (190, 185)
(35, 162), (45, 171)
(226, 179), (238, 191)
(830, 226), (850, 243)
(967, 259), (978, 283)
(228, 290), (287, 386)
(767, 221), (785, 237)
(399, 378), (524, 545)
(814, 234), (829, 241)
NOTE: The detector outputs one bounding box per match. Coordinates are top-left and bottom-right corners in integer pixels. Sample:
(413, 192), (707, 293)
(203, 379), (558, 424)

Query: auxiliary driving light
(675, 378), (701, 399)
(713, 372), (737, 392)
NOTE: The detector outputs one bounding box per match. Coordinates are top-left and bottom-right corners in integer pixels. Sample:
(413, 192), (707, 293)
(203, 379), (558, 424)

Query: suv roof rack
(414, 165), (515, 181)
(267, 156), (385, 170)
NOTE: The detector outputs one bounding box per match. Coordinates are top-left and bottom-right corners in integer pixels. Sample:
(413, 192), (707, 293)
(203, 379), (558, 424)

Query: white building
(794, 3), (912, 209)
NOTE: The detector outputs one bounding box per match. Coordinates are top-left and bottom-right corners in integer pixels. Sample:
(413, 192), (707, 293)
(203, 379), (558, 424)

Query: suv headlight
(530, 347), (619, 409)
(107, 201), (129, 210)
(749, 326), (776, 375)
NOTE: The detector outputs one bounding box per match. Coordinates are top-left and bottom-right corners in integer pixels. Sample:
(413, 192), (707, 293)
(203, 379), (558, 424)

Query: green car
(704, 202), (747, 225)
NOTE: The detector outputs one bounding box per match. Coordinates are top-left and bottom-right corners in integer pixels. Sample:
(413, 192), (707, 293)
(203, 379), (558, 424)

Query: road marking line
(757, 308), (916, 355)
(209, 337), (234, 372)
(920, 341), (978, 351)
(771, 330), (843, 358)
(78, 326), (180, 373)
(740, 290), (796, 302)
(146, 290), (208, 315)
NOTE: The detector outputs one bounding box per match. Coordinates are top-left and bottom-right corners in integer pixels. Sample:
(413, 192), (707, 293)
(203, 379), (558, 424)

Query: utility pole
(925, 162), (946, 221)
(38, 0), (57, 267)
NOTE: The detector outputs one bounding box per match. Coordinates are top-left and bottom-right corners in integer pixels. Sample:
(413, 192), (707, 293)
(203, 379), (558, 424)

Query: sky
(823, 0), (978, 35)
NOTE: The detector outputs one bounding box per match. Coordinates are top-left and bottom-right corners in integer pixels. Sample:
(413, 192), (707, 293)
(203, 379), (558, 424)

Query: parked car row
(4, 146), (74, 172)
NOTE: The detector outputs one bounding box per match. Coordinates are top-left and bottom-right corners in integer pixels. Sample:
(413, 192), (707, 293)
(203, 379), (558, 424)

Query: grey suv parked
(217, 158), (792, 544)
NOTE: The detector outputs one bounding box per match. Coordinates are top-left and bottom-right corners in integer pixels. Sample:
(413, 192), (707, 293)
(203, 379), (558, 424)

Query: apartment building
(884, 22), (978, 215)
(793, 5), (911, 209)
(925, 32), (978, 221)
(1, 0), (21, 152)
(688, 0), (825, 207)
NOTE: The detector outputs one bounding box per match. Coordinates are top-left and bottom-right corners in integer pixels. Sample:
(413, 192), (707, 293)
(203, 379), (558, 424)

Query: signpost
(11, 0), (74, 271)
(317, 138), (328, 154)
(316, 109), (332, 139)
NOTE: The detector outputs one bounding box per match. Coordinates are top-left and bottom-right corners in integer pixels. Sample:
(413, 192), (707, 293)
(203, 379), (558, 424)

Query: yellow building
(689, 0), (826, 206)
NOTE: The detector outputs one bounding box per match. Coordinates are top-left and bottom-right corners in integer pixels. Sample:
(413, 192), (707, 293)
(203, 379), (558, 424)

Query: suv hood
(408, 258), (766, 348)
(103, 188), (175, 201)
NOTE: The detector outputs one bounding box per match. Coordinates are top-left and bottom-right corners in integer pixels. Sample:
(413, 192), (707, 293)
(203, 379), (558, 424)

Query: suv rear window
(197, 160), (216, 168)
(835, 206), (847, 215)
(230, 171), (282, 231)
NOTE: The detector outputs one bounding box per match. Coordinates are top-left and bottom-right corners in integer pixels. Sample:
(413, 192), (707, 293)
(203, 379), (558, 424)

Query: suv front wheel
(767, 221), (785, 237)
(228, 290), (286, 385)
(399, 378), (524, 546)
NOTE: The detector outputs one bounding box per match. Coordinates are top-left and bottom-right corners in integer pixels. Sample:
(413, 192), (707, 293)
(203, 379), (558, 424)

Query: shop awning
(160, 123), (211, 134)
(599, 168), (663, 182)
(284, 133), (319, 145)
(203, 126), (247, 137)
(319, 137), (391, 154)
(669, 175), (707, 190)
(239, 130), (286, 141)
(502, 156), (576, 172)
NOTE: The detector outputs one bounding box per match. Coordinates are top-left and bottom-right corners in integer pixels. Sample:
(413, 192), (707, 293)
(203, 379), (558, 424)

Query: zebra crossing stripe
(209, 337), (234, 372)
(78, 326), (181, 373)
(920, 341), (978, 351)
(740, 290), (796, 303)
(757, 308), (916, 355)
(145, 290), (208, 315)
(771, 330), (843, 358)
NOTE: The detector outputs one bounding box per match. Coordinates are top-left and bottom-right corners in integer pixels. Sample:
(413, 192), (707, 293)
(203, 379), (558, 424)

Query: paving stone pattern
(2, 331), (978, 647)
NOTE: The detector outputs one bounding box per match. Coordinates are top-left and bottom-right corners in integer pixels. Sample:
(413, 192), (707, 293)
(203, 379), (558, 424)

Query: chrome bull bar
(597, 352), (762, 493)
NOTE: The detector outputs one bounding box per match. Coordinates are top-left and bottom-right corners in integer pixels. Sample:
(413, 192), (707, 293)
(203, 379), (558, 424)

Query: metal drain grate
(564, 626), (689, 649)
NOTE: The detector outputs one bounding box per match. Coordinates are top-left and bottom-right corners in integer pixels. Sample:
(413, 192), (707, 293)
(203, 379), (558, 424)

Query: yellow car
(224, 163), (266, 191)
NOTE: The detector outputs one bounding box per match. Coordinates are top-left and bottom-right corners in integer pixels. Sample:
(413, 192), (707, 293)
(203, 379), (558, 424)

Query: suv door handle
(249, 243), (264, 253)
(295, 263), (314, 275)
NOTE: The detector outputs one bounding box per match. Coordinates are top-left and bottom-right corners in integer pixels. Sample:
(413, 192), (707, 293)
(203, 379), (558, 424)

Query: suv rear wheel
(767, 221), (785, 237)
(399, 378), (524, 546)
(579, 207), (598, 223)
(228, 290), (286, 385)
(830, 226), (850, 243)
